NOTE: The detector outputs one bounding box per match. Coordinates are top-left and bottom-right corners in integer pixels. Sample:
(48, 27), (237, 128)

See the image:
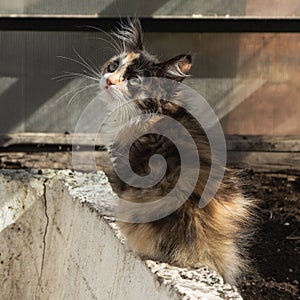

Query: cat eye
(107, 60), (119, 72)
(128, 76), (141, 87)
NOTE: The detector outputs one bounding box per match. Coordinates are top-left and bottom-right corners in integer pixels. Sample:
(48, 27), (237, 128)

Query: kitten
(98, 19), (255, 285)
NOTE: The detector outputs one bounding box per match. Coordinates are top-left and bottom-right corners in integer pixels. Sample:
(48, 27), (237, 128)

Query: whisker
(86, 36), (122, 55)
(72, 48), (102, 79)
(67, 83), (99, 107)
(53, 72), (100, 82)
(81, 69), (102, 80)
(57, 55), (93, 73)
(83, 25), (123, 54)
(57, 53), (101, 81)
(50, 82), (98, 105)
(118, 100), (125, 124)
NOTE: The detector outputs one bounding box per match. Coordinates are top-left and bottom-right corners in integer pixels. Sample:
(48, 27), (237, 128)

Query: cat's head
(99, 19), (192, 114)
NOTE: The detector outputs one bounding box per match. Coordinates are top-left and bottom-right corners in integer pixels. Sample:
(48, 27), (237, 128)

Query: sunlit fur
(98, 19), (256, 285)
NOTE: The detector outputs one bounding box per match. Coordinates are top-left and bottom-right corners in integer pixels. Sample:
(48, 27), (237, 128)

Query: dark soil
(239, 171), (300, 300)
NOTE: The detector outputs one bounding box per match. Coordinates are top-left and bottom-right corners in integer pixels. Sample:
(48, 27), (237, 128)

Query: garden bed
(240, 172), (300, 299)
(0, 139), (299, 299)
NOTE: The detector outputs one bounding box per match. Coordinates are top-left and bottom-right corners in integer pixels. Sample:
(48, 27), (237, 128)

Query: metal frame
(1, 16), (300, 32)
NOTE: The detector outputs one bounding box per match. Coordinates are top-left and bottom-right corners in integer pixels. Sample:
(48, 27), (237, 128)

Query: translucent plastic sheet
(1, 0), (300, 18)
(0, 31), (299, 134)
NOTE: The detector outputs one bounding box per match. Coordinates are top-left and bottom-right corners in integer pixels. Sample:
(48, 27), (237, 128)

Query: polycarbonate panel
(0, 0), (300, 17)
(0, 30), (299, 134)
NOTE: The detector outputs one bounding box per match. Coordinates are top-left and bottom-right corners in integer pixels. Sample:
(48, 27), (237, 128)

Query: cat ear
(162, 55), (192, 81)
(115, 18), (144, 52)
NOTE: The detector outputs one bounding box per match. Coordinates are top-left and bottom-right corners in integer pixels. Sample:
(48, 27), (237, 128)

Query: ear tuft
(162, 55), (192, 81)
(114, 18), (144, 52)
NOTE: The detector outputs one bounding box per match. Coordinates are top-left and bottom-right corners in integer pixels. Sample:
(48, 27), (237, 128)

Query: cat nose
(106, 74), (122, 88)
(106, 77), (114, 87)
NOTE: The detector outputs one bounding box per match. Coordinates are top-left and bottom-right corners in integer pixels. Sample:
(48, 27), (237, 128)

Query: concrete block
(0, 169), (242, 299)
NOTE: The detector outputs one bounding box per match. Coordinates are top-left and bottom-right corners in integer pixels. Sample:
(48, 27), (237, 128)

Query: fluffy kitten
(98, 19), (255, 285)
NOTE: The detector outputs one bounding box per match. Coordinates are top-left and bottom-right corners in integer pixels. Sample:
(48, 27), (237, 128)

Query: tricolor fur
(98, 18), (256, 285)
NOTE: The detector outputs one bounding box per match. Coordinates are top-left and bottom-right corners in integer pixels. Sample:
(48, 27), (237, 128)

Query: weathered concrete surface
(0, 169), (243, 300)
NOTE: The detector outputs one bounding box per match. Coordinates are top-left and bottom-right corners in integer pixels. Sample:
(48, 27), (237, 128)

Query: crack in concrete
(69, 254), (99, 300)
(35, 179), (49, 300)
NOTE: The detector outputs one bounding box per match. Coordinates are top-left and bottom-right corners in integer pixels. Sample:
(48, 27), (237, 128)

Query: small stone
(287, 175), (297, 182)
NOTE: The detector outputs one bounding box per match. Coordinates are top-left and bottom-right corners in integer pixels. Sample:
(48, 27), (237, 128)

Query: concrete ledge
(0, 169), (243, 300)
